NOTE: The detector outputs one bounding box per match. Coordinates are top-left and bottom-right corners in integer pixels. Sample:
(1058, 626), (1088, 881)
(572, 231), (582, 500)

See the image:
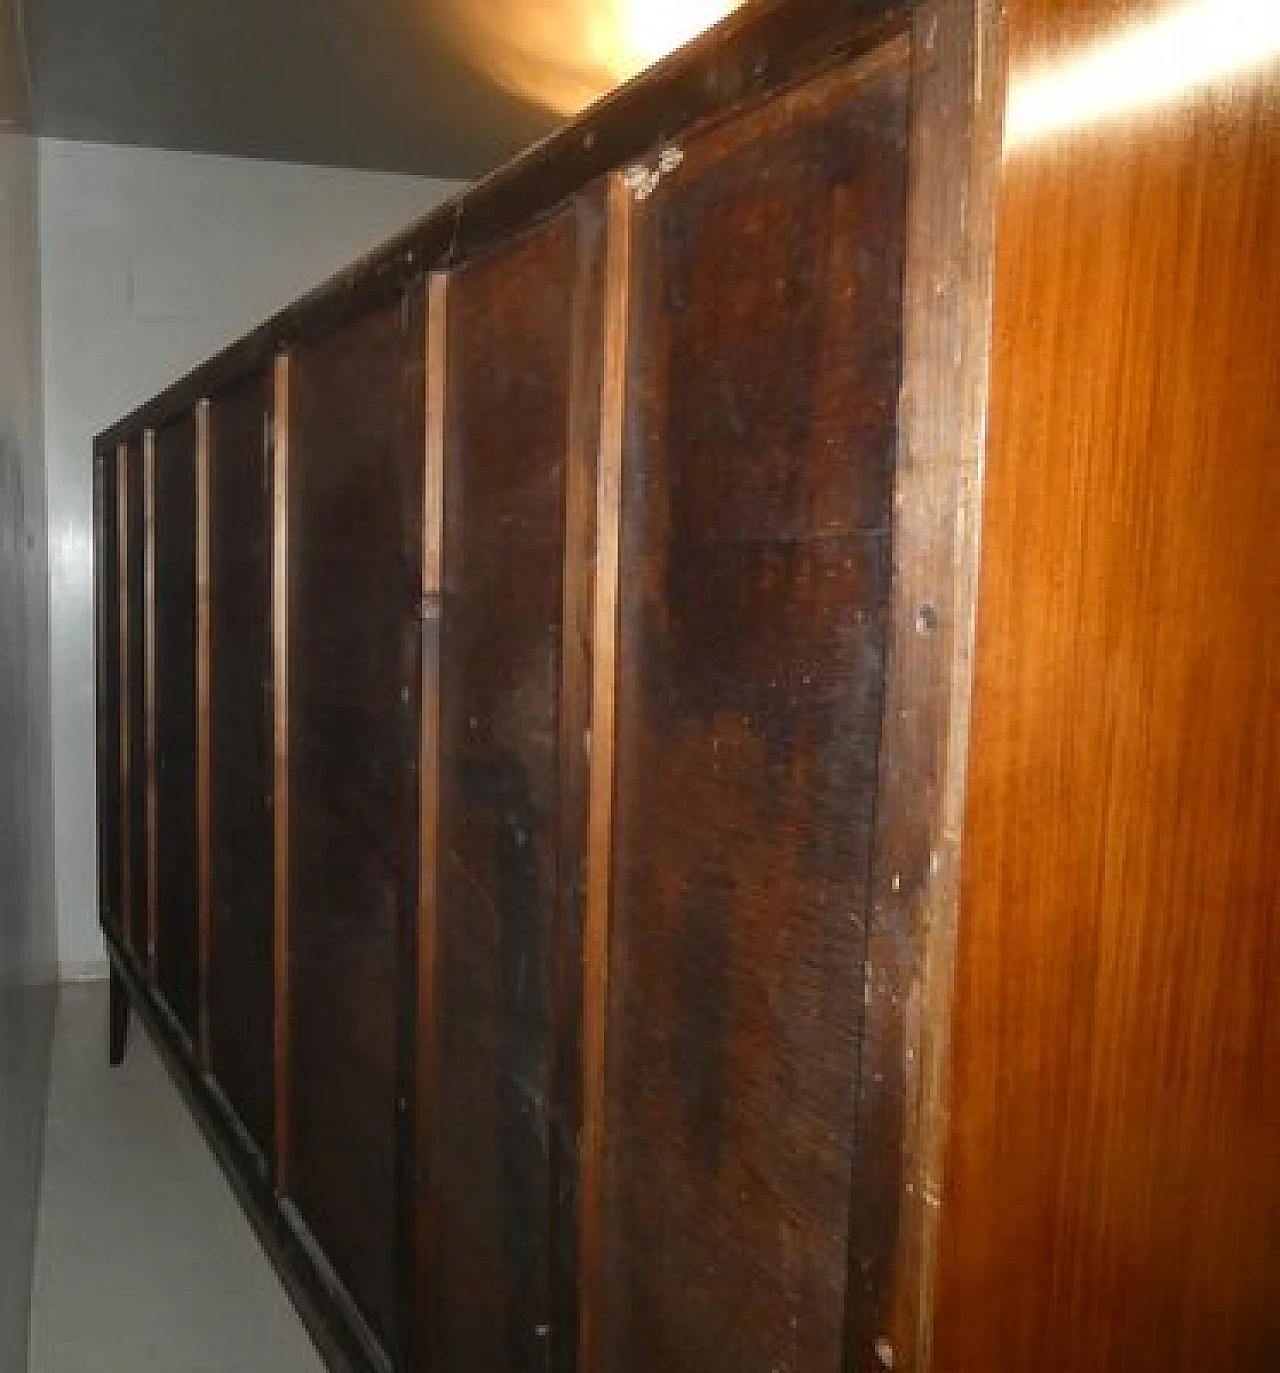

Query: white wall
(40, 139), (465, 978)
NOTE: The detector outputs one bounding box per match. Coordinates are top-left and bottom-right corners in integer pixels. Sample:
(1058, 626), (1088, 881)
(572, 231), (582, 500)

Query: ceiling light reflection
(1006, 0), (1280, 152)
(439, 0), (742, 117)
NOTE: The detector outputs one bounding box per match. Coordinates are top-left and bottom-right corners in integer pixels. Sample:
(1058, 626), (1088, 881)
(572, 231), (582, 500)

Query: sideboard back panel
(602, 54), (909, 1373)
(208, 371), (276, 1161)
(288, 299), (425, 1349)
(89, 6), (1015, 1371)
(153, 413), (200, 1042)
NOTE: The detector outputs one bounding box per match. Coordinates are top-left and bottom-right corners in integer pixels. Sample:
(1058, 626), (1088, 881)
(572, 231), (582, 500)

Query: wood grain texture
(153, 412), (200, 1043)
(933, 3), (1280, 1369)
(432, 206), (587, 1373)
(208, 372), (276, 1162)
(288, 300), (424, 1354)
(601, 53), (910, 1373)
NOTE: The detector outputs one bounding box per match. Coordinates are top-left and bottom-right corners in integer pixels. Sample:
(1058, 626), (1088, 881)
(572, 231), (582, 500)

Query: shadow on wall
(2, 0), (60, 1362)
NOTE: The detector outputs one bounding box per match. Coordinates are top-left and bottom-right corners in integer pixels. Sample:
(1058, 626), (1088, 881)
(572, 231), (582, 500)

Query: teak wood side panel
(207, 372), (277, 1163)
(95, 446), (124, 942)
(934, 1), (1280, 1369)
(123, 436), (150, 965)
(287, 298), (426, 1358)
(430, 204), (595, 1373)
(152, 413), (200, 1044)
(600, 51), (910, 1373)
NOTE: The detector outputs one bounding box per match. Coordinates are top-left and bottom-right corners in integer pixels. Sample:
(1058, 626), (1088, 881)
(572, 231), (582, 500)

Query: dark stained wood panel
(432, 207), (591, 1373)
(95, 447), (124, 940)
(601, 54), (909, 1373)
(288, 299), (425, 1355)
(206, 372), (276, 1161)
(123, 436), (149, 963)
(933, 2), (1280, 1369)
(153, 413), (200, 1042)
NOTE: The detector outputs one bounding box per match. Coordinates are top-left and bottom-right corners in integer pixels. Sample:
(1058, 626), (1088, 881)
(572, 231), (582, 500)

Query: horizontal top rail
(95, 0), (915, 451)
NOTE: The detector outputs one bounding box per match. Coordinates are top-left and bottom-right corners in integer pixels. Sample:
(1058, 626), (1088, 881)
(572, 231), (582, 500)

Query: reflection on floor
(29, 981), (323, 1373)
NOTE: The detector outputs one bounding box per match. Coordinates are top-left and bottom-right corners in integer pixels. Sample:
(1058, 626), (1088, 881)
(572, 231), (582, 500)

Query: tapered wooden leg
(109, 964), (130, 1066)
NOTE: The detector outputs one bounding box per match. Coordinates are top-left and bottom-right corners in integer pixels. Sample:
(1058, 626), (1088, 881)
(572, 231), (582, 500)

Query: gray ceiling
(23, 0), (563, 178)
(2, 0), (29, 123)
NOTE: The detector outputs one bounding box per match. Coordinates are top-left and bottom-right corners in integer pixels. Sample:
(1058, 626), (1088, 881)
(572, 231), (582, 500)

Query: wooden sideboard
(93, 1), (1279, 1370)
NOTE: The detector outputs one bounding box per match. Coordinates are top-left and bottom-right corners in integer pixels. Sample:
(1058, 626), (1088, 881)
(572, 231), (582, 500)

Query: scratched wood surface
(933, 1), (1280, 1368)
(206, 372), (277, 1162)
(601, 53), (910, 1373)
(95, 447), (124, 943)
(152, 412), (200, 1043)
(287, 298), (425, 1355)
(430, 207), (589, 1373)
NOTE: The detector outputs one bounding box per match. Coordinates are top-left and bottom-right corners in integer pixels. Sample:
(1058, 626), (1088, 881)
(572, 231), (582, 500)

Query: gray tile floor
(29, 982), (323, 1373)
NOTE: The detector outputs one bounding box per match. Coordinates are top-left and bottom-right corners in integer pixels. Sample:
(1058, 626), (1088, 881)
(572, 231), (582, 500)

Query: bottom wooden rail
(104, 929), (390, 1373)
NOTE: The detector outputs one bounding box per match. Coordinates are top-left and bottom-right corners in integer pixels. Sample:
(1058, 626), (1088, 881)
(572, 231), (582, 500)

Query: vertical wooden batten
(195, 400), (213, 1068)
(117, 442), (132, 961)
(579, 172), (632, 1373)
(847, 2), (1004, 1370)
(93, 452), (107, 916)
(550, 188), (607, 1369)
(413, 271), (448, 1368)
(271, 354), (293, 1190)
(143, 428), (159, 975)
(906, 4), (1004, 1366)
